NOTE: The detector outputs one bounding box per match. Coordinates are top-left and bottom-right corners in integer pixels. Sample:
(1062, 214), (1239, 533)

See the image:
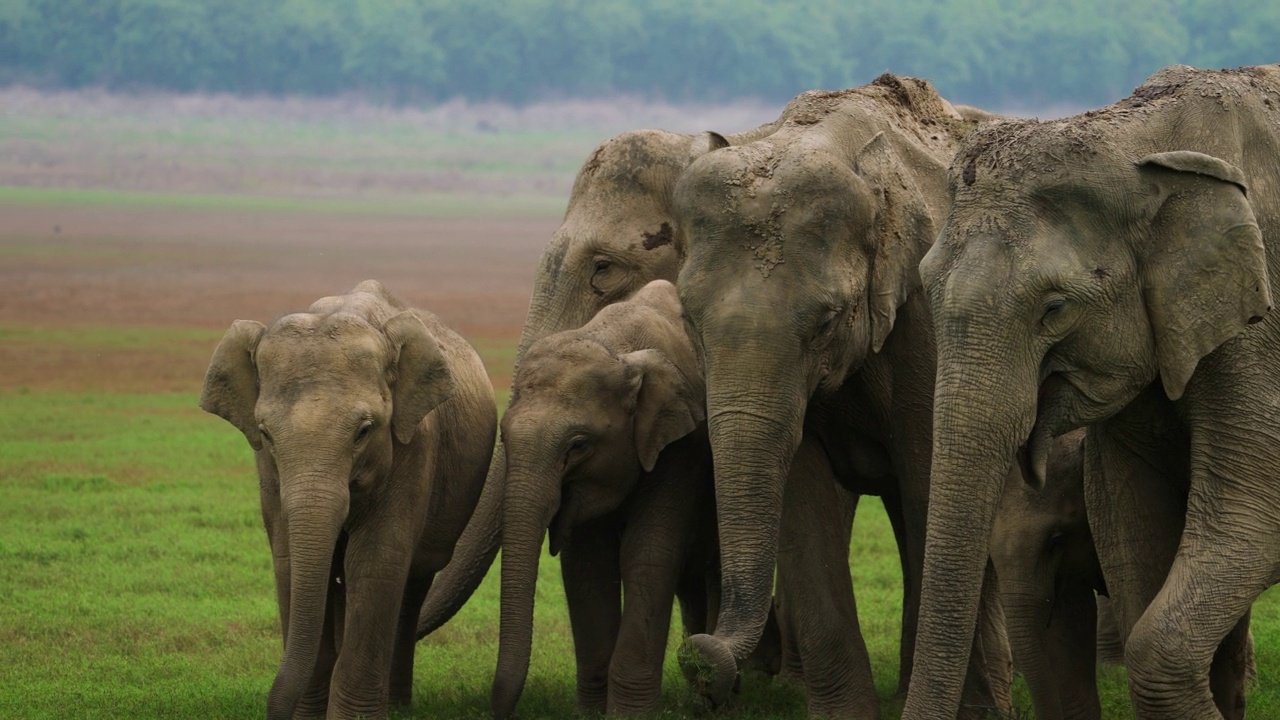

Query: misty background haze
(1, 0), (1277, 111)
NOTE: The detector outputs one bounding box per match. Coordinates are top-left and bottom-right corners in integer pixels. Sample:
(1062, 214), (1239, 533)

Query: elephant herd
(201, 63), (1280, 719)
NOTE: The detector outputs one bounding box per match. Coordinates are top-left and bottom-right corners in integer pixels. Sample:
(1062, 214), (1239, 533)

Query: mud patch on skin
(748, 237), (785, 277)
(642, 222), (674, 250)
(581, 144), (606, 177)
(1119, 82), (1182, 109)
(962, 158), (978, 186)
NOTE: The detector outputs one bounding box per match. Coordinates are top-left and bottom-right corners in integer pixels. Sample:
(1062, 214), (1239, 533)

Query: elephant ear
(348, 278), (407, 309)
(1137, 151), (1271, 400)
(200, 320), (267, 450)
(620, 349), (706, 473)
(384, 311), (456, 444)
(688, 130), (730, 161)
(854, 131), (931, 353)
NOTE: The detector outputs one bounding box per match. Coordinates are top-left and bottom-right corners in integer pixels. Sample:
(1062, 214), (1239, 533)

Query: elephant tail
(417, 449), (505, 638)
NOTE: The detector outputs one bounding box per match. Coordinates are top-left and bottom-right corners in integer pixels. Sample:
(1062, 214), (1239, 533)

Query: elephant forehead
(516, 342), (626, 394)
(258, 317), (387, 385)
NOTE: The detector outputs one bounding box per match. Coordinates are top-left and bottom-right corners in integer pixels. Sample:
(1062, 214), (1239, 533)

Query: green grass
(2, 326), (1278, 718)
(0, 186), (566, 219)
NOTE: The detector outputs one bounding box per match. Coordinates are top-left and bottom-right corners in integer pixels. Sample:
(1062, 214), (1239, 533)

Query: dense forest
(0, 0), (1276, 109)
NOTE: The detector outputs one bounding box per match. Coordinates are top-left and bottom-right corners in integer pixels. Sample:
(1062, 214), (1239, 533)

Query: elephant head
(416, 117), (789, 641)
(672, 79), (957, 688)
(991, 428), (1101, 720)
(520, 125), (785, 364)
(904, 113), (1271, 715)
(491, 280), (705, 718)
(199, 281), (456, 719)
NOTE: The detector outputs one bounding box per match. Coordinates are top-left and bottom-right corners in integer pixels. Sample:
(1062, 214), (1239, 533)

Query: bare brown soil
(0, 203), (557, 392)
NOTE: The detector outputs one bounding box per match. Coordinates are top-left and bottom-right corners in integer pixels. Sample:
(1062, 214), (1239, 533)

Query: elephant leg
(1083, 401), (1188, 644)
(1045, 583), (1101, 720)
(561, 519), (622, 714)
(610, 482), (698, 715)
(328, 524), (416, 718)
(676, 510), (717, 639)
(676, 567), (710, 637)
(1094, 595), (1125, 666)
(389, 573), (431, 709)
(881, 491), (916, 697)
(295, 573), (341, 720)
(774, 583), (806, 685)
(1125, 456), (1274, 720)
(1208, 612), (1252, 720)
(777, 439), (879, 719)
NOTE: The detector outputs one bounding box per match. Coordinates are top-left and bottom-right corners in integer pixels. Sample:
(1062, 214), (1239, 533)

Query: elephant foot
(679, 633), (739, 709)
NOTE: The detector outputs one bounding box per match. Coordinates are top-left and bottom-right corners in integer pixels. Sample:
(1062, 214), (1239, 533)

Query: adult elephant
(416, 115), (790, 636)
(903, 64), (1280, 719)
(673, 74), (1011, 717)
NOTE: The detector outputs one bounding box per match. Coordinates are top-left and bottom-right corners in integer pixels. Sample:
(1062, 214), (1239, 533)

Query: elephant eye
(354, 420), (374, 444)
(258, 425), (274, 445)
(1046, 530), (1067, 552)
(1041, 298), (1066, 325)
(567, 436), (589, 454)
(813, 307), (843, 342)
(590, 257), (626, 296)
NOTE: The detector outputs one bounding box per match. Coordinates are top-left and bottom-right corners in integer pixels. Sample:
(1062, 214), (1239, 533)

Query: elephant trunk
(680, 357), (805, 703)
(516, 234), (592, 370)
(1002, 587), (1064, 720)
(902, 342), (1037, 718)
(266, 467), (350, 720)
(416, 449), (505, 639)
(491, 466), (560, 720)
(417, 237), (590, 641)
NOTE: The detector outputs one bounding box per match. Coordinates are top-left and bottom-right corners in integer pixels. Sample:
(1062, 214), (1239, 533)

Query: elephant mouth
(548, 507), (572, 556)
(1015, 443), (1037, 490)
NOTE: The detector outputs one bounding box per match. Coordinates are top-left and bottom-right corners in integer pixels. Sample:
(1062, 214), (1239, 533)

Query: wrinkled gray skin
(416, 117), (790, 638)
(992, 429), (1108, 720)
(492, 280), (718, 717)
(905, 64), (1280, 719)
(673, 74), (1011, 718)
(200, 280), (496, 720)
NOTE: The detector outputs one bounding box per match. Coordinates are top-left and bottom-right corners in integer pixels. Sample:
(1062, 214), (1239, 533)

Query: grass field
(1, 88), (1277, 719)
(10, 322), (1279, 720)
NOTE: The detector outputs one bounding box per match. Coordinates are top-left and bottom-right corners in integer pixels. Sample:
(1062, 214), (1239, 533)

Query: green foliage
(0, 0), (1275, 108)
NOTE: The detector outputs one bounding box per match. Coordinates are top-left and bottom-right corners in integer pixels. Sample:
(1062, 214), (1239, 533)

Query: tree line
(1, 0), (1276, 109)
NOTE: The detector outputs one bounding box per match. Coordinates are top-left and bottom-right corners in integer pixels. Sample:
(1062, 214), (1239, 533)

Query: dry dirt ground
(0, 203), (558, 393)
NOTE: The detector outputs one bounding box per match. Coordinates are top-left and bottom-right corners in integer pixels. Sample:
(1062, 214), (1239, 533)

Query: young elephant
(991, 429), (1107, 720)
(992, 427), (1256, 720)
(200, 280), (496, 720)
(492, 279), (718, 718)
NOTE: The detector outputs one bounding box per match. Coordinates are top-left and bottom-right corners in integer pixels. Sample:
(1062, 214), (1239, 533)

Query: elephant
(991, 428), (1110, 720)
(490, 279), (724, 717)
(199, 279), (497, 720)
(903, 64), (1280, 720)
(415, 114), (792, 638)
(671, 73), (1011, 718)
(995, 428), (1260, 720)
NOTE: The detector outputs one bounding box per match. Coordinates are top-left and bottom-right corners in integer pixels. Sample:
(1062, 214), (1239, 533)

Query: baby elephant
(991, 429), (1105, 720)
(492, 279), (717, 718)
(200, 280), (496, 720)
(992, 429), (1257, 720)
